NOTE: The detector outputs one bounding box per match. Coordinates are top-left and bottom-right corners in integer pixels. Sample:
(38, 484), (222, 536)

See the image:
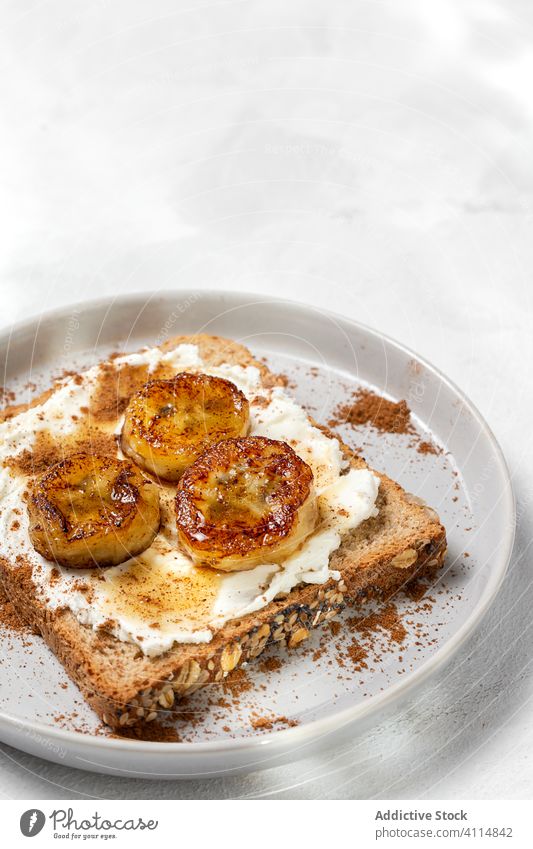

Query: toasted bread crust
(0, 334), (447, 729)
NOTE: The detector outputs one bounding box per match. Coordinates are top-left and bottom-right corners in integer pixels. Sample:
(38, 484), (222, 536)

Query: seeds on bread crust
(175, 436), (318, 571)
(121, 372), (250, 481)
(27, 454), (160, 568)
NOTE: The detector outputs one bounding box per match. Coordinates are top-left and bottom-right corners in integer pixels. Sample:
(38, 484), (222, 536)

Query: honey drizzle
(102, 552), (221, 630)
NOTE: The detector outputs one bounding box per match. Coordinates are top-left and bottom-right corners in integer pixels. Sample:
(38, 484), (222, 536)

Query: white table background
(0, 0), (532, 800)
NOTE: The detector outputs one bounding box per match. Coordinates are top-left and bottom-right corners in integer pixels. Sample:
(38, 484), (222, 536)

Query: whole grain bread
(0, 334), (446, 730)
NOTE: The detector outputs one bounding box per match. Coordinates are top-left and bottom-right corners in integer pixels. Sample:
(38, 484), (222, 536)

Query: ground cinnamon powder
(329, 620), (342, 637)
(346, 640), (369, 671)
(250, 713), (298, 730)
(0, 584), (32, 633)
(222, 667), (253, 697)
(6, 428), (118, 476)
(348, 603), (407, 644)
(329, 388), (414, 435)
(258, 656), (282, 673)
(417, 440), (441, 456)
(90, 363), (150, 422)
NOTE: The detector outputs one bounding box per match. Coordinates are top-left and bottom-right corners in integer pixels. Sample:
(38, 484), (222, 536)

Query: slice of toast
(0, 334), (446, 730)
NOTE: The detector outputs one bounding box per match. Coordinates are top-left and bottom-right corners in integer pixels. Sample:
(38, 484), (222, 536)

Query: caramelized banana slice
(27, 454), (160, 568)
(121, 372), (250, 481)
(175, 436), (317, 571)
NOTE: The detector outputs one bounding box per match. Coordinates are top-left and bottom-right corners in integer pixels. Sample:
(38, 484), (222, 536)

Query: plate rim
(0, 289), (516, 758)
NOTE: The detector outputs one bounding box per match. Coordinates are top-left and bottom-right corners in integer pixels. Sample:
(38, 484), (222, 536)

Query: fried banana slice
(121, 372), (249, 481)
(175, 436), (317, 571)
(27, 454), (160, 568)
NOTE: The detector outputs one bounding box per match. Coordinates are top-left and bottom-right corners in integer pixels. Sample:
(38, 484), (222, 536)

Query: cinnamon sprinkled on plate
(258, 656), (282, 673)
(329, 388), (414, 435)
(250, 713), (298, 731)
(417, 440), (441, 456)
(348, 603), (407, 644)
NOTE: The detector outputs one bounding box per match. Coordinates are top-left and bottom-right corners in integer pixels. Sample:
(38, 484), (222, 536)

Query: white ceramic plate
(0, 291), (514, 779)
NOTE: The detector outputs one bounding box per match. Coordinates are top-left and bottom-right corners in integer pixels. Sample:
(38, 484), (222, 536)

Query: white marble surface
(0, 0), (532, 799)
